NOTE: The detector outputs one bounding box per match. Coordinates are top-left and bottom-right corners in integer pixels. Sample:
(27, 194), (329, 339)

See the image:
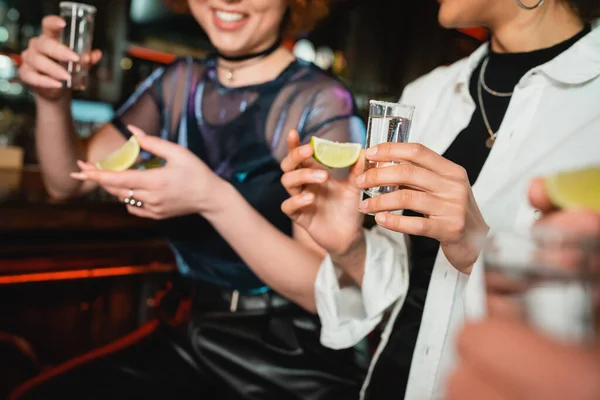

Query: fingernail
(70, 172), (87, 180)
(313, 171), (327, 181)
(127, 125), (146, 138)
(127, 125), (139, 135)
(375, 213), (387, 224)
(356, 174), (365, 185)
(300, 146), (312, 157)
(365, 147), (378, 157)
(300, 193), (314, 204)
(70, 53), (80, 62)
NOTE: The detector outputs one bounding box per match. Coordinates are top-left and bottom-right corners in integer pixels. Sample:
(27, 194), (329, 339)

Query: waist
(190, 279), (292, 314)
(161, 277), (294, 318)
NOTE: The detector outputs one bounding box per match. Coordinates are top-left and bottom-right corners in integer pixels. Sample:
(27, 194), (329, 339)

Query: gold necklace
(477, 57), (513, 148)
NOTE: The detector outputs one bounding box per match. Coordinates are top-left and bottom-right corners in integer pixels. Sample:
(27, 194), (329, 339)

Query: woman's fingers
(281, 193), (315, 220)
(528, 178), (555, 213)
(41, 15), (66, 38)
(21, 49), (71, 81)
(366, 142), (467, 179)
(33, 34), (79, 63)
(287, 129), (301, 155)
(89, 49), (103, 66)
(359, 188), (453, 217)
(349, 151), (366, 179)
(281, 143), (315, 172)
(281, 168), (328, 196)
(373, 212), (440, 239)
(125, 204), (156, 219)
(356, 162), (451, 194)
(18, 64), (63, 88)
(104, 186), (150, 203)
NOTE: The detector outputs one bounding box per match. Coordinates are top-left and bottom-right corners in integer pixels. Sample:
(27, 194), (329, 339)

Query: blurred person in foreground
(280, 0), (600, 399)
(11, 0), (366, 399)
(445, 179), (600, 400)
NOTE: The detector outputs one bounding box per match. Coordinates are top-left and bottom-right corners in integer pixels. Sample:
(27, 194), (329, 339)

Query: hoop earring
(515, 0), (545, 10)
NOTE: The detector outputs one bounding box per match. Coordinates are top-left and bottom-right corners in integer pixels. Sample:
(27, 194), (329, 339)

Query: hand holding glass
(483, 229), (600, 345)
(362, 100), (414, 197)
(59, 2), (96, 90)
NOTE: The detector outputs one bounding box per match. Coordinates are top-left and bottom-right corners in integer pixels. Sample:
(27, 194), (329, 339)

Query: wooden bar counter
(0, 166), (176, 394)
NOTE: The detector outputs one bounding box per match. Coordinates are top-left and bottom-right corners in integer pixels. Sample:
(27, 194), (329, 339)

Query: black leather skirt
(10, 279), (367, 400)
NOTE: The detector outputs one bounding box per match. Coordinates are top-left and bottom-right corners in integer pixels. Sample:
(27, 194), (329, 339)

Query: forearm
(35, 94), (88, 199)
(203, 183), (324, 312)
(330, 232), (367, 287)
(316, 227), (411, 349)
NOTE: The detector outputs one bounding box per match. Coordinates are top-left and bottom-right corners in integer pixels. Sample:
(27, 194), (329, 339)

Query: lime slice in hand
(95, 136), (140, 171)
(310, 136), (362, 168)
(544, 166), (600, 212)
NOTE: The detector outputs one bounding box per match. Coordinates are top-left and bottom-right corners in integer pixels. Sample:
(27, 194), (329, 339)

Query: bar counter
(0, 166), (176, 395)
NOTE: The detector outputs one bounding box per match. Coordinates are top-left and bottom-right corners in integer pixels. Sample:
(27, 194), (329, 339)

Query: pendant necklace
(477, 57), (513, 148)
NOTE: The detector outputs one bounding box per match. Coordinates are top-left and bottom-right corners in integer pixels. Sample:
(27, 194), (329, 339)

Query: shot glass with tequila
(362, 100), (414, 198)
(59, 2), (96, 91)
(483, 228), (600, 345)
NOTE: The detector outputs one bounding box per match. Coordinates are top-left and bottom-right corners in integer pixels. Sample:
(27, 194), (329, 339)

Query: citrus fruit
(310, 136), (361, 168)
(95, 136), (140, 171)
(544, 166), (600, 212)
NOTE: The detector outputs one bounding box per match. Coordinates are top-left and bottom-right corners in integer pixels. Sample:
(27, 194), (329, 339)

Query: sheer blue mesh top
(111, 57), (365, 293)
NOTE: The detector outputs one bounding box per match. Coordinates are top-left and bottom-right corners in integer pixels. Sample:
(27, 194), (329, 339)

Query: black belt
(189, 280), (293, 314)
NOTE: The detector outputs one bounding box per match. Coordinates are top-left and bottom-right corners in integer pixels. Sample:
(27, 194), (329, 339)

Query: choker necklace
(216, 38), (281, 82)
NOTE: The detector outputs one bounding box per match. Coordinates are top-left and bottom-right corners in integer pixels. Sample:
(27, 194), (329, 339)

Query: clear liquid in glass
(485, 262), (595, 345)
(362, 114), (411, 197)
(59, 2), (95, 91)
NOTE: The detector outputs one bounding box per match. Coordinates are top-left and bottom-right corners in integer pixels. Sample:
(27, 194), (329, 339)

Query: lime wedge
(95, 136), (140, 171)
(310, 136), (361, 168)
(544, 166), (600, 212)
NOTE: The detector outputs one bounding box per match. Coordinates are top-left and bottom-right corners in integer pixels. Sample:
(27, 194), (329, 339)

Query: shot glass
(362, 100), (414, 198)
(59, 2), (96, 91)
(483, 228), (600, 345)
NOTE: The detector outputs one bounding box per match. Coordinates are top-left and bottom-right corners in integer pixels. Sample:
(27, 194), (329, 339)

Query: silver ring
(515, 0), (544, 10)
(124, 189), (137, 205)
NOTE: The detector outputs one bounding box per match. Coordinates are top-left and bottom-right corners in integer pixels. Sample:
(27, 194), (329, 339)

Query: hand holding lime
(544, 166), (600, 212)
(95, 136), (140, 171)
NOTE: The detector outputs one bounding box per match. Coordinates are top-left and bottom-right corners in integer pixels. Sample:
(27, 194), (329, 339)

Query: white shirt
(315, 21), (600, 400)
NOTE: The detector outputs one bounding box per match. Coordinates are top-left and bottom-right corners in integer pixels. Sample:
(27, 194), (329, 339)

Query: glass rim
(369, 99), (415, 111)
(59, 2), (97, 14)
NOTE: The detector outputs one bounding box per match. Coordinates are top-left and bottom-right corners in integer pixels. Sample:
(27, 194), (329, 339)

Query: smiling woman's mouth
(212, 8), (249, 31)
(214, 10), (247, 22)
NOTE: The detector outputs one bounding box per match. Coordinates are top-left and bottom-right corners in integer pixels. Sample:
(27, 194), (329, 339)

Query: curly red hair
(165, 0), (330, 37)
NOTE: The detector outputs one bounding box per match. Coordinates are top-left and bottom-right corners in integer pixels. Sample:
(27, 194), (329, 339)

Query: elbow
(45, 187), (77, 202)
(41, 175), (82, 201)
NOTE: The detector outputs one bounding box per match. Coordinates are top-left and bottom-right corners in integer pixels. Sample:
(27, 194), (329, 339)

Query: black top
(364, 25), (591, 400)
(112, 57), (366, 293)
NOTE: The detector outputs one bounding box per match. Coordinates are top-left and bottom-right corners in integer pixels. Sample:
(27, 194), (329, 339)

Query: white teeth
(215, 10), (245, 22)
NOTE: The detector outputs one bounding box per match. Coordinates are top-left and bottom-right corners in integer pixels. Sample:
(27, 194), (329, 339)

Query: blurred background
(0, 0), (487, 396)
